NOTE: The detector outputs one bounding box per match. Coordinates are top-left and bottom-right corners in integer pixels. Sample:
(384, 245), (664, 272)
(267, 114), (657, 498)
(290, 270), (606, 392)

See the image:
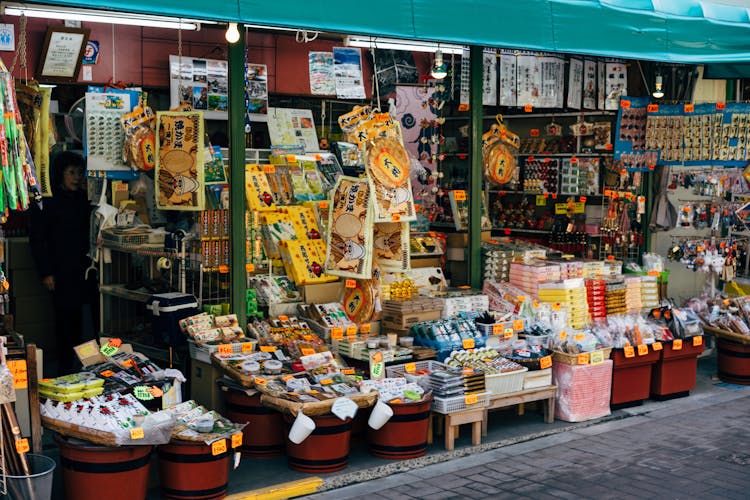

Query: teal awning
(24, 0), (750, 63)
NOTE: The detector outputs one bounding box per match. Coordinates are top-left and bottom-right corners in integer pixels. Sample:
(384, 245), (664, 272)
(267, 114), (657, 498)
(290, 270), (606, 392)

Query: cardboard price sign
(130, 428), (145, 440)
(462, 338), (475, 349)
(624, 346), (635, 358)
(589, 350), (605, 365)
(539, 356), (552, 369)
(692, 336), (703, 347)
(211, 439), (227, 456)
(231, 433), (243, 449)
(637, 344), (649, 356)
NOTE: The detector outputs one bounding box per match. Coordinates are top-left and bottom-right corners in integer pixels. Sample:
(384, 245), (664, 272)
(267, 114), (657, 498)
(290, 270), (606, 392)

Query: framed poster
(37, 26), (90, 82)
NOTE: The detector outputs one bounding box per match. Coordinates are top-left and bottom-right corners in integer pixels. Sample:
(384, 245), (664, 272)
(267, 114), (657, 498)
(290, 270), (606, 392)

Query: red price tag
(620, 100), (631, 109)
(345, 279), (357, 288)
(530, 129), (540, 137)
(579, 196), (587, 203)
(570, 157), (578, 164)
(647, 104), (659, 113)
(605, 143), (614, 151)
(217, 344), (233, 355)
(717, 102), (726, 110)
(524, 104), (533, 113)
(684, 103), (695, 113)
(504, 228), (511, 235)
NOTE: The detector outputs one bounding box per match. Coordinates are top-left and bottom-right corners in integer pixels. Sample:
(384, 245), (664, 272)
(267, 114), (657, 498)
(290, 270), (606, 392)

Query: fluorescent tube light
(3, 3), (207, 30)
(346, 36), (465, 55)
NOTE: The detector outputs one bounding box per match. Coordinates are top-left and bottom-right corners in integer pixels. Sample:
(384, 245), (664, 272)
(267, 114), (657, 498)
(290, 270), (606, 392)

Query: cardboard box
(411, 256), (442, 269)
(445, 231), (492, 248)
(74, 338), (134, 367)
(300, 281), (344, 304)
(190, 359), (224, 412)
(382, 309), (442, 329)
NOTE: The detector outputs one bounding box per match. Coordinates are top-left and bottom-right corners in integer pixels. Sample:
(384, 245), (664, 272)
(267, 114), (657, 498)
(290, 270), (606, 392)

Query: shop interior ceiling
(28, 0), (750, 63)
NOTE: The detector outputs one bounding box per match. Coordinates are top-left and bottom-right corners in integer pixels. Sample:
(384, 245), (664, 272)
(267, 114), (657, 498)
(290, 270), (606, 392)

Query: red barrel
(158, 440), (230, 499)
(717, 338), (750, 385)
(283, 414), (352, 473)
(223, 389), (285, 457)
(367, 396), (432, 460)
(54, 433), (152, 500)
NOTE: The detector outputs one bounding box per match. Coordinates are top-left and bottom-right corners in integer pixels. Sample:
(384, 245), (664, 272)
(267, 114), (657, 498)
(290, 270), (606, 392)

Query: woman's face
(61, 165), (83, 191)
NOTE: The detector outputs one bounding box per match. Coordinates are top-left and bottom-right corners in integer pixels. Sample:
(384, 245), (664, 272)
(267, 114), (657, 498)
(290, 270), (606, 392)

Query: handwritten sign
(624, 346), (635, 358)
(7, 360), (28, 389)
(540, 356), (552, 369)
(692, 336), (703, 347)
(577, 353), (590, 365)
(211, 439), (227, 456)
(130, 428), (144, 440)
(673, 339), (683, 350)
(462, 338), (475, 349)
(231, 433), (243, 449)
(637, 344), (649, 356)
(465, 394), (478, 405)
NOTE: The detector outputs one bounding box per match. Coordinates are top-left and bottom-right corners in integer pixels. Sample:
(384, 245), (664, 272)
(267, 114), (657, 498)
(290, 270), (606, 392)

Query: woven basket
(552, 347), (612, 366)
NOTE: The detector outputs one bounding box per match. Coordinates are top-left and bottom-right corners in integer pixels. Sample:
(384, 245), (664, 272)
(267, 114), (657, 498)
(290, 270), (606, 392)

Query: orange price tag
(259, 346), (276, 353)
(684, 103), (695, 113)
(320, 379), (333, 385)
(462, 338), (475, 349)
(218, 265), (229, 274)
(301, 348), (316, 356)
(605, 143), (614, 151)
(637, 344), (648, 356)
(717, 102), (726, 110)
(454, 190), (467, 201)
(673, 339), (683, 350)
(620, 99), (631, 109)
(320, 201), (329, 209)
(285, 154), (297, 163)
(577, 353), (590, 365)
(530, 129), (540, 137)
(241, 342), (254, 353)
(392, 214), (401, 222)
(465, 394), (479, 405)
(624, 346), (635, 358)
(231, 433), (243, 449)
(148, 386), (164, 398)
(246, 263), (255, 273)
(512, 319), (524, 332)
(692, 336), (703, 347)
(342, 368), (356, 375)
(254, 377), (267, 386)
(540, 356), (552, 369)
(504, 330), (513, 340)
(211, 439), (227, 456)
(524, 104), (533, 113)
(100, 370), (115, 377)
(414, 205), (420, 213)
(647, 104), (659, 113)
(278, 315), (289, 321)
(217, 344), (233, 355)
(15, 438), (29, 454)
(405, 362), (417, 373)
(346, 326), (357, 336)
(130, 428), (145, 440)
(579, 196), (587, 203)
(492, 324), (503, 335)
(345, 279), (357, 288)
(331, 327), (344, 340)
(458, 103), (470, 111)
(652, 342), (663, 351)
(108, 338), (123, 348)
(361, 324), (371, 334)
(282, 374), (294, 382)
(264, 165), (276, 173)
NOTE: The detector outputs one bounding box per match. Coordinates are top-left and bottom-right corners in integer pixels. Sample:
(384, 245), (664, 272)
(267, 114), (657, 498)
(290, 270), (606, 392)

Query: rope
(10, 14), (27, 82)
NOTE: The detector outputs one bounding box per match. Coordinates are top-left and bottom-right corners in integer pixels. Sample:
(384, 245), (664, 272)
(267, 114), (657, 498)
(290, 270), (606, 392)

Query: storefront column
(229, 25), (247, 327)
(469, 45), (483, 289)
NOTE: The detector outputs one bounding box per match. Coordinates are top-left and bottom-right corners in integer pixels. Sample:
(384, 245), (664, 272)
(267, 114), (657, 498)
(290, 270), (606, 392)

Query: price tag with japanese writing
(134, 386), (154, 401)
(100, 344), (118, 357)
(361, 323), (371, 334)
(218, 344), (233, 355)
(345, 279), (357, 288)
(260, 345), (276, 353)
(130, 428), (144, 440)
(513, 319), (524, 332)
(492, 324), (503, 335)
(241, 342), (254, 353)
(331, 327), (344, 340)
(577, 353), (590, 365)
(462, 338), (475, 349)
(465, 394), (478, 405)
(540, 356), (552, 369)
(673, 339), (683, 350)
(454, 190), (467, 201)
(589, 350), (604, 365)
(652, 342), (663, 351)
(346, 326), (357, 336)
(15, 439), (29, 454)
(301, 348), (315, 356)
(624, 346), (635, 358)
(692, 336), (703, 347)
(637, 344), (648, 356)
(212, 439), (227, 456)
(405, 362), (417, 373)
(231, 433), (243, 449)
(7, 360), (28, 389)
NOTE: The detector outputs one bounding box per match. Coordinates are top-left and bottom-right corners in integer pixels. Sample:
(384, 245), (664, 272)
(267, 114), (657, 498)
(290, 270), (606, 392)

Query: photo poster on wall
(498, 52), (517, 107)
(333, 47), (366, 99)
(309, 51), (336, 95)
(567, 58), (583, 110)
(169, 55), (228, 119)
(582, 59), (597, 110)
(267, 107), (320, 152)
(246, 63), (269, 114)
(483, 48), (497, 106)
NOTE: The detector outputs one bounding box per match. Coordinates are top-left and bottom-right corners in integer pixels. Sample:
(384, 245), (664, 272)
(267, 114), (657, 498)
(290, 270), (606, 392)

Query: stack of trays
(641, 275), (659, 309)
(509, 262), (561, 296)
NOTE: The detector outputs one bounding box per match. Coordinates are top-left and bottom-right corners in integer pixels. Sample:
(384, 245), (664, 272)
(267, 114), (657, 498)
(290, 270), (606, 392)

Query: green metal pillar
(228, 26), (247, 327)
(469, 45), (484, 289)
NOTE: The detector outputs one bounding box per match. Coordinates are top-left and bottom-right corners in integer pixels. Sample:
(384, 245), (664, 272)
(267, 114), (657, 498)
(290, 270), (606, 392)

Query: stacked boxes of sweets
(441, 293), (490, 320)
(482, 280), (533, 314)
(381, 297), (444, 331)
(585, 279), (607, 322)
(625, 276), (643, 314)
(482, 241), (514, 282)
(298, 302), (357, 341)
(605, 278), (628, 316)
(537, 279), (589, 330)
(181, 313), (253, 362)
(582, 260), (604, 279)
(641, 274), (659, 309)
(509, 261), (561, 296)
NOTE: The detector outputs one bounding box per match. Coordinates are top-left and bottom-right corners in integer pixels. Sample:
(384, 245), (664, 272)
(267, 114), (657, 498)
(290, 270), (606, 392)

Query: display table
(482, 385), (557, 436)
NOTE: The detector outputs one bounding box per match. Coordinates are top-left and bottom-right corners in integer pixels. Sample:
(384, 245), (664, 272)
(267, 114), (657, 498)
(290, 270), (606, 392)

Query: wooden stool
(481, 386), (557, 436)
(441, 408), (484, 451)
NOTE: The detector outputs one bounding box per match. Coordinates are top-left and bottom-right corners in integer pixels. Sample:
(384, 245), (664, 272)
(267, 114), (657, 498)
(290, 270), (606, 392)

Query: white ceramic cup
(368, 399), (394, 430)
(288, 411), (316, 444)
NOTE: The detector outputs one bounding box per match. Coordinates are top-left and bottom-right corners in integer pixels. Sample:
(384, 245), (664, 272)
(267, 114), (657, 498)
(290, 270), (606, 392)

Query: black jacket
(29, 189), (93, 307)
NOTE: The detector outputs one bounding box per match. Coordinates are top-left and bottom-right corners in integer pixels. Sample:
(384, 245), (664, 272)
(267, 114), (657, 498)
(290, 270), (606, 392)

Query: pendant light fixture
(225, 23), (240, 44)
(431, 49), (448, 80)
(652, 73), (665, 99)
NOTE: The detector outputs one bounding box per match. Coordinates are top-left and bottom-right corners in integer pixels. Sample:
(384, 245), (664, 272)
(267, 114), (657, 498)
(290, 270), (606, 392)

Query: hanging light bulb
(652, 74), (664, 99)
(225, 22), (240, 44)
(431, 49), (448, 80)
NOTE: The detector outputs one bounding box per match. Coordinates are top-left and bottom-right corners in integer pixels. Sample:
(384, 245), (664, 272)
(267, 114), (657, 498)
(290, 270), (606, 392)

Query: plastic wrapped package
(553, 360), (613, 422)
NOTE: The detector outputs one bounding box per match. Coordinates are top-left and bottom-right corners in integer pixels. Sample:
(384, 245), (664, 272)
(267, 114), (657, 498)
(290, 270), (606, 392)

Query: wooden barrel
(367, 396), (432, 460)
(283, 414), (352, 473)
(158, 440), (230, 499)
(717, 338), (750, 385)
(223, 389), (285, 457)
(54, 433), (152, 500)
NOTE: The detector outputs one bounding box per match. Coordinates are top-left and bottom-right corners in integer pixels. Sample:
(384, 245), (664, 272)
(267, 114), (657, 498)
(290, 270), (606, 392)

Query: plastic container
(485, 368), (527, 395)
(399, 336), (414, 348)
(288, 412), (316, 444)
(553, 360), (613, 422)
(146, 293), (200, 346)
(367, 400), (394, 430)
(431, 391), (490, 414)
(1, 454), (56, 500)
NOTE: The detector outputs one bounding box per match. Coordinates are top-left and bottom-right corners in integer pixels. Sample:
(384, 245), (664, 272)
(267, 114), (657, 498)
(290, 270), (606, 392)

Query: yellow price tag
(231, 433), (243, 449)
(346, 326), (357, 336)
(673, 339), (683, 350)
(492, 324), (503, 335)
(462, 338), (475, 349)
(512, 319), (524, 332)
(504, 330), (513, 340)
(15, 438), (29, 454)
(260, 345), (276, 353)
(692, 336), (703, 347)
(320, 378), (333, 385)
(577, 353), (590, 365)
(130, 428), (144, 440)
(589, 350), (604, 365)
(217, 344), (233, 355)
(331, 327), (344, 340)
(254, 377), (267, 386)
(624, 346), (635, 358)
(301, 348), (316, 356)
(539, 356), (552, 369)
(405, 362), (417, 373)
(652, 342), (663, 351)
(241, 342), (254, 353)
(464, 394), (478, 405)
(361, 324), (371, 334)
(211, 439), (227, 456)
(637, 344), (648, 356)
(342, 368), (355, 375)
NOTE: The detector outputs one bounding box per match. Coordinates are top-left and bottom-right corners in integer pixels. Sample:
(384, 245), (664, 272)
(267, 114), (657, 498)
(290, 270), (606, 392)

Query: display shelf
(516, 153), (613, 157)
(492, 227), (552, 234)
(101, 241), (179, 258)
(499, 111), (617, 119)
(412, 252), (445, 258)
(100, 284), (152, 303)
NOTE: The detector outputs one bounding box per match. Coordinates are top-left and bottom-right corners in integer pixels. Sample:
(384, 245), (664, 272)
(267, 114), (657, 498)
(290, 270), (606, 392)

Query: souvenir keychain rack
(669, 234), (748, 298)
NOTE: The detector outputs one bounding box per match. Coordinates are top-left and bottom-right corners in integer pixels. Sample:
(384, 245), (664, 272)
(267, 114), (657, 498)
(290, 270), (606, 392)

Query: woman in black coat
(30, 151), (95, 374)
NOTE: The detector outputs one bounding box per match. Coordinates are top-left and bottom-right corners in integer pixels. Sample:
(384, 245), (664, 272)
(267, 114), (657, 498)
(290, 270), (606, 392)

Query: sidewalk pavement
(304, 382), (750, 500)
